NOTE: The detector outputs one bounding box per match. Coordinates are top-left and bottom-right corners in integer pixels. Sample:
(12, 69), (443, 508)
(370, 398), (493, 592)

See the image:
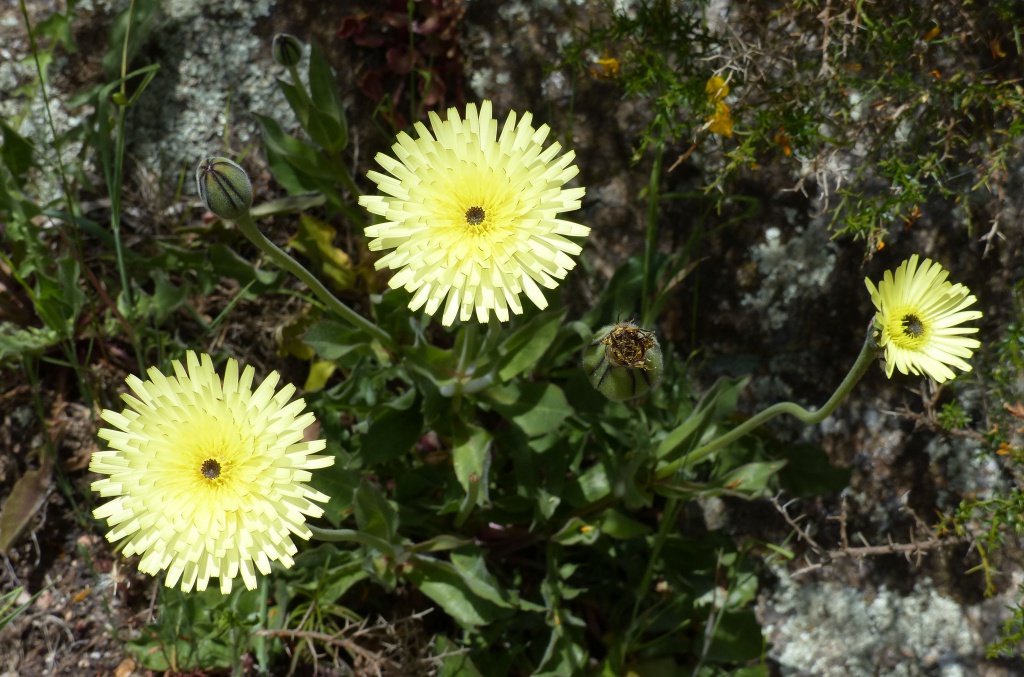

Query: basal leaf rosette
(865, 255), (982, 383)
(90, 352), (333, 594)
(359, 100), (588, 326)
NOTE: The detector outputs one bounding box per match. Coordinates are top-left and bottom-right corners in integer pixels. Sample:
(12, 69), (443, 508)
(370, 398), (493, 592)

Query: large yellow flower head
(90, 352), (333, 594)
(359, 100), (589, 326)
(865, 255), (982, 383)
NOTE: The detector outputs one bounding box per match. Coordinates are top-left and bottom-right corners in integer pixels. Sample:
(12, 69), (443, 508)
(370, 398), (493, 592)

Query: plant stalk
(656, 327), (881, 480)
(232, 211), (396, 352)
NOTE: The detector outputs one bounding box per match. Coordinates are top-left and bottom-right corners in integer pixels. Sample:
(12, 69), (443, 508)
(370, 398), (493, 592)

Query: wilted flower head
(359, 100), (588, 326)
(90, 352), (333, 594)
(582, 321), (664, 402)
(865, 255), (982, 383)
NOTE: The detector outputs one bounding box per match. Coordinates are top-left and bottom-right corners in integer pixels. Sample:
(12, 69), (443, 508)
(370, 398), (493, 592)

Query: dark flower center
(465, 206), (486, 226)
(201, 459), (222, 480)
(901, 313), (925, 338)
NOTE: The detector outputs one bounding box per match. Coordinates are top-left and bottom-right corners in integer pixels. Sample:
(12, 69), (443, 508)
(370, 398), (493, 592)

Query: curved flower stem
(655, 329), (881, 481)
(308, 525), (402, 559)
(232, 211), (396, 352)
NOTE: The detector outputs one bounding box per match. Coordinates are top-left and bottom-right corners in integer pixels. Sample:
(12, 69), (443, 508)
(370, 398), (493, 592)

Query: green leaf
(654, 460), (786, 500)
(310, 466), (361, 525)
(146, 269), (186, 323)
(306, 107), (347, 155)
(0, 121), (34, 184)
(596, 509), (652, 539)
(534, 624), (587, 677)
(449, 549), (516, 609)
(353, 479), (398, 542)
(495, 310), (565, 381)
(777, 443), (851, 496)
(298, 558), (368, 602)
(307, 42), (348, 151)
(565, 461), (611, 505)
(289, 215), (355, 291)
(404, 555), (508, 627)
(702, 610), (764, 663)
(361, 390), (423, 464)
(302, 319), (367, 361)
(257, 114), (337, 183)
(718, 460), (786, 496)
(551, 517), (600, 545)
(34, 256), (83, 335)
(0, 324), (59, 365)
(656, 376), (749, 463)
(277, 78), (310, 128)
(452, 423), (491, 500)
(436, 636), (484, 677)
(484, 382), (572, 437)
(35, 9), (75, 53)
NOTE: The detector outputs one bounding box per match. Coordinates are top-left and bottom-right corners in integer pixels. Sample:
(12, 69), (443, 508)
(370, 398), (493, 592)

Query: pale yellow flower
(359, 100), (588, 326)
(90, 352), (333, 594)
(865, 255), (982, 382)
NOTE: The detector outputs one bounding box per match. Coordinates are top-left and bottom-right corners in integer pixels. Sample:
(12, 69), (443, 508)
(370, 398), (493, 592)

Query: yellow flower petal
(707, 101), (734, 138)
(705, 75), (729, 102)
(359, 101), (588, 326)
(90, 352), (333, 594)
(865, 255), (982, 383)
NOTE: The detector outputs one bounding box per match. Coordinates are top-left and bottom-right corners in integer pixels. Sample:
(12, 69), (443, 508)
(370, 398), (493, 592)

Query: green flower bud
(582, 322), (663, 402)
(196, 157), (252, 220)
(273, 33), (303, 68)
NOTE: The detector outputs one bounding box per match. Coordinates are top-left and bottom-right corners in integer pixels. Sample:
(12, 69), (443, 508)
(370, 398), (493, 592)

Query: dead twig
(771, 494), (970, 578)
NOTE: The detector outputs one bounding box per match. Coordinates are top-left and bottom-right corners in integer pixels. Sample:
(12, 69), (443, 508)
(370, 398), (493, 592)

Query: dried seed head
(582, 321), (663, 402)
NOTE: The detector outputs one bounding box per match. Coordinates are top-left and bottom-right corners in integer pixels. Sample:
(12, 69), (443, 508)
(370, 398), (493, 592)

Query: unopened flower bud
(273, 33), (303, 68)
(196, 157), (252, 220)
(582, 321), (663, 402)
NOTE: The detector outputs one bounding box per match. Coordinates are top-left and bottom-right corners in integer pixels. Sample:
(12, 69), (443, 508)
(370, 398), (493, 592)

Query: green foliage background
(1, 0), (1021, 674)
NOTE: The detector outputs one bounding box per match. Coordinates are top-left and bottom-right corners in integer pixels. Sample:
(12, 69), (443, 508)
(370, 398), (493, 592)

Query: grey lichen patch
(0, 56), (91, 205)
(741, 225), (837, 331)
(925, 436), (1004, 505)
(123, 0), (292, 178)
(763, 572), (979, 676)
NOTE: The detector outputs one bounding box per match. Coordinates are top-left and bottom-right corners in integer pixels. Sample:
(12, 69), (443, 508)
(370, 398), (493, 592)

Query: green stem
(331, 152), (364, 207)
(625, 494), (682, 652)
(286, 63), (313, 111)
(640, 144), (664, 326)
(255, 581), (269, 674)
(233, 211), (395, 351)
(307, 525), (401, 559)
(656, 328), (880, 480)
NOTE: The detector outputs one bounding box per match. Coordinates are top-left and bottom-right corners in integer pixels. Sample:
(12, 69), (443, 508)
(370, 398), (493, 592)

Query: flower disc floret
(865, 255), (982, 383)
(359, 100), (588, 326)
(90, 352), (333, 594)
